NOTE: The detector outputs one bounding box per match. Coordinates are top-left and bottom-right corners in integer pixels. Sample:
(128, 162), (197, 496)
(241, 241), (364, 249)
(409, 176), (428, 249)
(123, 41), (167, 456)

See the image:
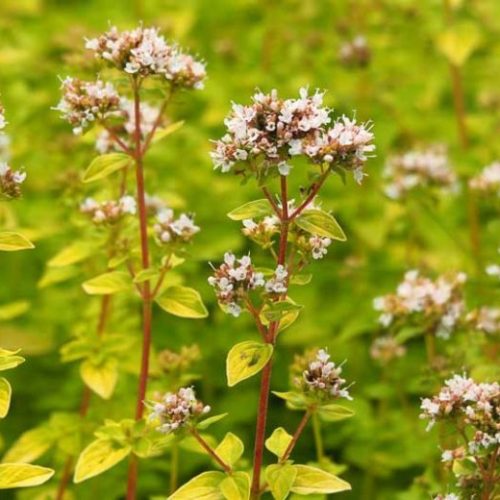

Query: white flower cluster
(149, 387), (210, 434)
(373, 270), (467, 339)
(309, 235), (332, 260)
(264, 265), (288, 295)
(469, 162), (500, 197)
(466, 307), (500, 335)
(85, 25), (206, 89)
(242, 215), (279, 248)
(211, 87), (375, 183)
(153, 208), (200, 244)
(370, 335), (406, 364)
(96, 98), (161, 153)
(300, 349), (352, 400)
(145, 193), (167, 216)
(0, 162), (26, 199)
(339, 35), (371, 67)
(383, 146), (458, 200)
(55, 77), (121, 135)
(80, 195), (136, 224)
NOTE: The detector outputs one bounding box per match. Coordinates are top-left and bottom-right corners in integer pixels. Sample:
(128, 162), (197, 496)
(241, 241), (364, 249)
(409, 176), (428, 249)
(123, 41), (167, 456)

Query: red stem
(261, 186), (282, 218)
(279, 410), (311, 463)
(290, 170), (329, 219)
(190, 428), (232, 474)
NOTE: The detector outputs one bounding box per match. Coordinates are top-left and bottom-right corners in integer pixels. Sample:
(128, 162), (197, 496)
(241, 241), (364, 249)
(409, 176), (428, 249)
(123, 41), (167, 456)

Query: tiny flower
(309, 235), (332, 260)
(0, 162), (26, 199)
(265, 265), (288, 295)
(148, 386), (210, 434)
(154, 208), (200, 245)
(80, 195), (136, 225)
(338, 35), (371, 67)
(466, 307), (500, 335)
(469, 162), (500, 197)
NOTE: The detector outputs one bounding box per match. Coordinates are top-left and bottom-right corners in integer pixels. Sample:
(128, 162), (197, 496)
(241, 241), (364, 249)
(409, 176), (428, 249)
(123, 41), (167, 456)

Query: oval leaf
(82, 271), (130, 295)
(155, 286), (208, 318)
(227, 199), (274, 220)
(82, 153), (131, 183)
(214, 432), (244, 467)
(266, 464), (297, 500)
(436, 23), (481, 67)
(152, 120), (185, 144)
(168, 471), (225, 500)
(0, 301), (30, 321)
(74, 439), (131, 483)
(265, 427), (293, 458)
(3, 426), (54, 463)
(295, 209), (346, 241)
(0, 377), (11, 418)
(80, 358), (118, 400)
(220, 472), (250, 500)
(0, 232), (35, 252)
(0, 463), (54, 489)
(318, 404), (355, 422)
(226, 341), (273, 387)
(48, 242), (95, 268)
(290, 465), (351, 495)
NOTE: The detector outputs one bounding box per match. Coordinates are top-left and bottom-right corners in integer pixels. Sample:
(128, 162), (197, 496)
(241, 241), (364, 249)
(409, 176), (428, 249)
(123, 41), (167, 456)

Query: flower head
(469, 162), (500, 197)
(0, 162), (26, 199)
(154, 208), (200, 244)
(80, 195), (136, 224)
(466, 307), (500, 335)
(148, 386), (210, 434)
(339, 35), (371, 67)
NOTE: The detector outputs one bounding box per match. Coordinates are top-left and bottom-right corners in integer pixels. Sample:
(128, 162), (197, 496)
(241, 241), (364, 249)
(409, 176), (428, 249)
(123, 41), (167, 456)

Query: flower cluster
(370, 335), (406, 364)
(85, 25), (206, 89)
(80, 195), (136, 224)
(466, 307), (500, 335)
(157, 345), (201, 376)
(242, 215), (279, 248)
(308, 235), (332, 260)
(148, 387), (210, 434)
(373, 270), (467, 339)
(208, 253), (265, 317)
(96, 99), (161, 153)
(297, 349), (352, 401)
(153, 208), (200, 245)
(0, 162), (26, 199)
(264, 265), (288, 295)
(55, 77), (121, 135)
(469, 162), (500, 197)
(338, 35), (371, 67)
(211, 87), (375, 183)
(383, 146), (458, 199)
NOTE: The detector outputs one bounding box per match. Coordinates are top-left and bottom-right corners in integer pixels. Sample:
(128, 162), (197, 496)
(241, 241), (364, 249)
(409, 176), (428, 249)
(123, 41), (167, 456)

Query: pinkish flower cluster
(242, 215), (279, 248)
(0, 162), (26, 199)
(208, 253), (265, 317)
(299, 349), (352, 401)
(148, 387), (210, 434)
(466, 307), (500, 335)
(211, 87), (375, 183)
(80, 195), (136, 224)
(264, 265), (288, 295)
(338, 35), (371, 67)
(96, 99), (161, 153)
(383, 146), (458, 200)
(373, 270), (467, 339)
(55, 77), (121, 135)
(85, 25), (206, 89)
(469, 162), (500, 197)
(370, 335), (406, 364)
(153, 208), (200, 245)
(309, 235), (332, 260)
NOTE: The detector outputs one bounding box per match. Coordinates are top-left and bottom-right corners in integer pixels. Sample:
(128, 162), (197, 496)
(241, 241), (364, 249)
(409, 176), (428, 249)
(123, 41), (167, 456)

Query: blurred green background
(0, 0), (499, 498)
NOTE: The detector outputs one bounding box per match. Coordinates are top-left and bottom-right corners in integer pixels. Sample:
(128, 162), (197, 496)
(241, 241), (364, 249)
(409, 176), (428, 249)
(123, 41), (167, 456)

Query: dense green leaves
(155, 286), (208, 318)
(82, 153), (132, 183)
(226, 341), (273, 387)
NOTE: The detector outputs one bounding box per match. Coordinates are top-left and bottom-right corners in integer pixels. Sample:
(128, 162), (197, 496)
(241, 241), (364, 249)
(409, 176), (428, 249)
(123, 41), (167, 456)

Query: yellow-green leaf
(82, 153), (132, 183)
(152, 120), (185, 144)
(48, 242), (95, 268)
(214, 433), (244, 467)
(0, 463), (54, 489)
(3, 426), (53, 463)
(0, 232), (35, 252)
(226, 341), (273, 387)
(436, 23), (481, 67)
(220, 472), (250, 500)
(290, 465), (351, 495)
(0, 350), (25, 372)
(318, 404), (355, 422)
(155, 286), (208, 318)
(0, 378), (11, 418)
(295, 209), (346, 241)
(168, 471), (225, 500)
(82, 271), (130, 295)
(266, 464), (297, 500)
(38, 266), (80, 289)
(74, 439), (131, 483)
(265, 427), (293, 458)
(227, 199), (274, 220)
(80, 358), (118, 399)
(0, 301), (30, 321)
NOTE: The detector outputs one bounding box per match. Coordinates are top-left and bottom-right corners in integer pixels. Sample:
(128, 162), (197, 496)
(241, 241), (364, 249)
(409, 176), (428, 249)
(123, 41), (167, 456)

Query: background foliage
(0, 0), (499, 498)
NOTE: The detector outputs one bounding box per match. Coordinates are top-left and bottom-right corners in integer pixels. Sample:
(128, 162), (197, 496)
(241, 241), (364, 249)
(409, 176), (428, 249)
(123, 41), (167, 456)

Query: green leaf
(265, 427), (293, 458)
(272, 391), (308, 410)
(80, 358), (118, 399)
(48, 242), (95, 268)
(0, 301), (30, 321)
(266, 464), (297, 500)
(168, 471), (225, 500)
(0, 349), (25, 372)
(152, 121), (185, 144)
(289, 274), (312, 286)
(38, 266), (80, 289)
(0, 463), (54, 489)
(197, 413), (228, 430)
(220, 472), (250, 500)
(82, 271), (130, 295)
(133, 268), (159, 283)
(0, 232), (35, 251)
(295, 209), (346, 241)
(226, 341), (273, 387)
(290, 465), (351, 495)
(227, 199), (274, 220)
(214, 433), (244, 467)
(436, 23), (481, 67)
(156, 286), (208, 318)
(0, 378), (11, 418)
(74, 439), (131, 483)
(82, 153), (131, 183)
(3, 426), (54, 463)
(318, 404), (355, 422)
(261, 300), (302, 323)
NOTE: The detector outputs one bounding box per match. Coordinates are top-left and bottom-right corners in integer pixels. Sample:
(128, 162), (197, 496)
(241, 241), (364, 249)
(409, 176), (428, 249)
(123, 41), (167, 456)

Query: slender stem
(55, 456), (73, 500)
(190, 428), (232, 473)
(290, 170), (329, 219)
(126, 455), (139, 500)
(424, 329), (437, 369)
(141, 90), (173, 155)
(449, 64), (469, 150)
(246, 298), (268, 341)
(279, 410), (311, 463)
(170, 442), (179, 494)
(261, 186), (281, 218)
(102, 124), (133, 155)
(312, 412), (324, 462)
